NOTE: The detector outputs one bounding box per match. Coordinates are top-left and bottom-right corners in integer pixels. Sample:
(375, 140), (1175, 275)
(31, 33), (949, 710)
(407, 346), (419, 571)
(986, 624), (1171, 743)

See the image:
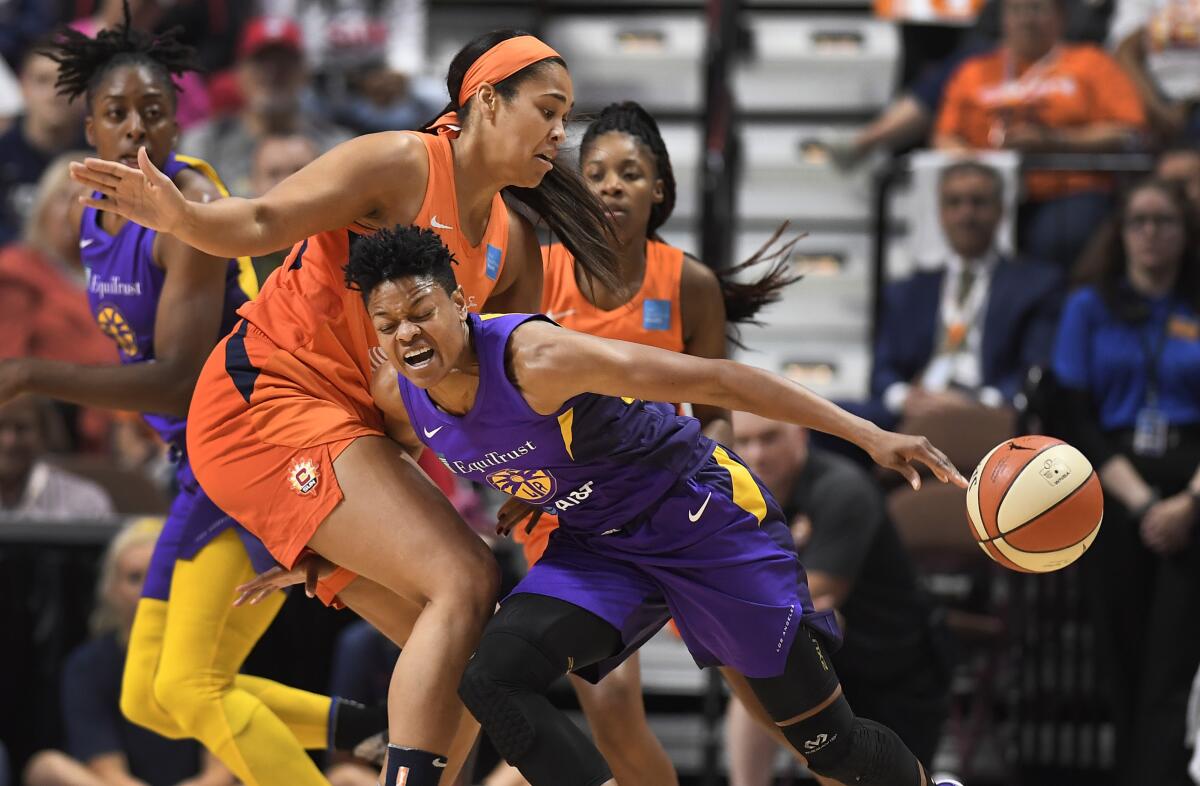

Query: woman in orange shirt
(508, 101), (798, 786)
(70, 30), (620, 786)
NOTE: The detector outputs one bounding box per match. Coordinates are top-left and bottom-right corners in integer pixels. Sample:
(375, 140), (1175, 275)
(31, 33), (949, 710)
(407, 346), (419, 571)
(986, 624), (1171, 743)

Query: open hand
(69, 147), (187, 234)
(233, 551), (336, 606)
(864, 429), (968, 490)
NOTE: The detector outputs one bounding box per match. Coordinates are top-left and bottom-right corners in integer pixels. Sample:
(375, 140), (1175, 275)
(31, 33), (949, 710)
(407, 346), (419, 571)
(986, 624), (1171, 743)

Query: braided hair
(42, 0), (198, 108)
(579, 101), (802, 345)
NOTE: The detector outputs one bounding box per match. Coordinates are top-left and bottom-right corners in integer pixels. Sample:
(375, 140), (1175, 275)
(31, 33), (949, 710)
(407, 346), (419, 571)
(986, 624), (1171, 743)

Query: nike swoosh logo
(423, 425), (444, 438)
(688, 492), (712, 523)
(545, 308), (576, 322)
(80, 238), (95, 248)
(430, 215), (453, 230)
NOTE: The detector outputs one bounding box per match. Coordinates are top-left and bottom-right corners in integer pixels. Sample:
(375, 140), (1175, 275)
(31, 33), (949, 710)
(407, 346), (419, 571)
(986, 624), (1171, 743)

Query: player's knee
(438, 546), (500, 623)
(775, 692), (855, 773)
(798, 717), (916, 786)
(120, 672), (175, 736)
(152, 671), (222, 735)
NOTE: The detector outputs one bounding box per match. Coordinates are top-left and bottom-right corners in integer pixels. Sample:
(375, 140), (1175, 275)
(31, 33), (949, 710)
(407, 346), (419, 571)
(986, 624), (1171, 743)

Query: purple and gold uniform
(397, 313), (840, 680)
(81, 151), (273, 598)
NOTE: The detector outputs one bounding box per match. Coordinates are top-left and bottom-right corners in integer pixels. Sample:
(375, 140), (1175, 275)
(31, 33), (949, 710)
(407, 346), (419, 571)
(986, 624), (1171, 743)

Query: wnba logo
(486, 468), (557, 503)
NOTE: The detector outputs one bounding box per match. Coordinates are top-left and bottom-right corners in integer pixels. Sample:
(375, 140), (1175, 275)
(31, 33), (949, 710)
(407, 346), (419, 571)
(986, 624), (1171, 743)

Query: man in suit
(857, 160), (1063, 429)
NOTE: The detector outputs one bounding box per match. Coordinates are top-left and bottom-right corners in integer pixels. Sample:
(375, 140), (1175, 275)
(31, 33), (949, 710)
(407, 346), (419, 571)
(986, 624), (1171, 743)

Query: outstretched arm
(511, 321), (967, 489)
(69, 133), (426, 258)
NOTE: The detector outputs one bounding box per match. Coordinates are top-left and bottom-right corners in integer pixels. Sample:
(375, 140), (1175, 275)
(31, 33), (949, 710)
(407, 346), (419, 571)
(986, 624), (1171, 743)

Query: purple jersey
(81, 152), (250, 449)
(397, 313), (715, 533)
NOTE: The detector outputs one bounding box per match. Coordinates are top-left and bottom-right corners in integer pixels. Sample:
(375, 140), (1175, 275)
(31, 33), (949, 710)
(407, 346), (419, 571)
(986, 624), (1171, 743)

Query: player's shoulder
(369, 358), (406, 414)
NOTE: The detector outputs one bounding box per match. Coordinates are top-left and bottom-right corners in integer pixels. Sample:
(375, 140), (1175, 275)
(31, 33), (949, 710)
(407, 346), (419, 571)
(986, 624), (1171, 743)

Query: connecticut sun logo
(96, 306), (138, 356)
(288, 459), (319, 495)
(486, 468), (556, 503)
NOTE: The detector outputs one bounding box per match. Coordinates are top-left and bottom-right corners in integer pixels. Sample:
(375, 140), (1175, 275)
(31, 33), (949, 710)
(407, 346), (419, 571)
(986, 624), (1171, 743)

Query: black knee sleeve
(804, 717), (928, 786)
(458, 595), (623, 786)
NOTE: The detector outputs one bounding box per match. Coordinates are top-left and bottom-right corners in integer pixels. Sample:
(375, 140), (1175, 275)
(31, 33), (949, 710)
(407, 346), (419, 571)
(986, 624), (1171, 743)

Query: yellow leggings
(122, 528), (333, 786)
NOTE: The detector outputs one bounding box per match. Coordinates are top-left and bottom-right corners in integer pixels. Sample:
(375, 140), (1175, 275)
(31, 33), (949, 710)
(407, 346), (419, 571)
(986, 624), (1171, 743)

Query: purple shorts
(142, 460), (277, 601)
(508, 448), (841, 681)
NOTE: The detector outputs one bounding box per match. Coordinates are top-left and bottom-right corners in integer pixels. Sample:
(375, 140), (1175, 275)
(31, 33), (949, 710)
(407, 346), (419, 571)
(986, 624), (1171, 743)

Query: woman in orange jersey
(70, 29), (620, 786)
(501, 101), (798, 786)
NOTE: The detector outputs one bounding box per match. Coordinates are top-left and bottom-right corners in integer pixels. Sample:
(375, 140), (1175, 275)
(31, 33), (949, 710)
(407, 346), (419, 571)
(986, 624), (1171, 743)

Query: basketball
(965, 435), (1104, 573)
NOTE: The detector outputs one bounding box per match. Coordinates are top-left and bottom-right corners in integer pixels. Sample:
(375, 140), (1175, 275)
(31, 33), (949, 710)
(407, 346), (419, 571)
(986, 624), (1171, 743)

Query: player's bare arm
(509, 320), (967, 490)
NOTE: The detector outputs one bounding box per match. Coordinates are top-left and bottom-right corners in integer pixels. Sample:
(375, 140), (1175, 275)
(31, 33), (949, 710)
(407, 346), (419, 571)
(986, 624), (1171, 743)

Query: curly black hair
(581, 101), (677, 237)
(345, 226), (460, 303)
(41, 0), (198, 108)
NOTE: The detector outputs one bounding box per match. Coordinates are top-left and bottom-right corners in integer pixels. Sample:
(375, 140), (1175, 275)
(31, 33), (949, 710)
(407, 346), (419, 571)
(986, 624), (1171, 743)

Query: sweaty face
(86, 64), (178, 170)
(731, 411), (807, 494)
(368, 276), (471, 389)
(939, 171), (1003, 260)
(581, 131), (664, 246)
(1123, 186), (1186, 280)
(475, 63), (572, 188)
(108, 541), (154, 633)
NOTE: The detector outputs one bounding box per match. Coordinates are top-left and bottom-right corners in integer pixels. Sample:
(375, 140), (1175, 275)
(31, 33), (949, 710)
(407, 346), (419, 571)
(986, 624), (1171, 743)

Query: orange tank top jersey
(540, 238), (685, 351)
(517, 239), (686, 566)
(186, 130), (514, 589)
(412, 132), (510, 313)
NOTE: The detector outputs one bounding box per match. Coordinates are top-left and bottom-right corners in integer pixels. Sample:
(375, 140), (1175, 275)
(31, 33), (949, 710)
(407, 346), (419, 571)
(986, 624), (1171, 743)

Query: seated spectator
(22, 520), (235, 786)
(1053, 176), (1200, 786)
(1157, 147), (1200, 217)
(934, 0), (1146, 266)
(247, 132), (320, 284)
(724, 412), (949, 785)
(180, 17), (350, 197)
(258, 0), (441, 134)
(852, 160), (1063, 431)
(0, 46), (85, 247)
(1111, 0), (1200, 145)
(0, 0), (57, 74)
(0, 395), (114, 520)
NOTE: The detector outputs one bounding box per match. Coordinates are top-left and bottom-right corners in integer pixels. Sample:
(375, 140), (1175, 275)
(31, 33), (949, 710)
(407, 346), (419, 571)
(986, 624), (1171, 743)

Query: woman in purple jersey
(243, 226), (969, 786)
(0, 11), (384, 786)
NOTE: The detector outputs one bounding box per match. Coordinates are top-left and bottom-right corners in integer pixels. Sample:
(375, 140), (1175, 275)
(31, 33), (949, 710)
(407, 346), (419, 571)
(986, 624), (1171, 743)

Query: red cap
(239, 17), (303, 60)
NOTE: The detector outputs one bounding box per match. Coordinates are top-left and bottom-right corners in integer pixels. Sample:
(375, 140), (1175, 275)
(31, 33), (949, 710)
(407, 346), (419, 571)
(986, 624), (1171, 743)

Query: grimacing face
(472, 63), (572, 188)
(368, 276), (471, 390)
(581, 131), (664, 247)
(85, 63), (178, 171)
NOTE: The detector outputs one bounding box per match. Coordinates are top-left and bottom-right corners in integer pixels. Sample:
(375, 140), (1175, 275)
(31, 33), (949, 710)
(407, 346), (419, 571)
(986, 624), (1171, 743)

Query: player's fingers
(523, 508), (544, 535)
(81, 156), (139, 176)
(917, 443), (967, 488)
(69, 162), (123, 190)
(896, 461), (921, 491)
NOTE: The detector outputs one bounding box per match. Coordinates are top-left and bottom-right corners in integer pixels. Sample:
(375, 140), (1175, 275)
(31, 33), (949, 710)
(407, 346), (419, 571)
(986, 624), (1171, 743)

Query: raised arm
(69, 132), (428, 258)
(511, 321), (967, 489)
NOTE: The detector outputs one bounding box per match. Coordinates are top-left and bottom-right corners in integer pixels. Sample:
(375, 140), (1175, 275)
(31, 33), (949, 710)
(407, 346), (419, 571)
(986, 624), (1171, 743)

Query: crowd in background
(0, 0), (1198, 784)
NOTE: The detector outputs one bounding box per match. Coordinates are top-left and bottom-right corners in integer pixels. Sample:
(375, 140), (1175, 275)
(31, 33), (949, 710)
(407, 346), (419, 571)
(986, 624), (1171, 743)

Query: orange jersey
(541, 238), (685, 351)
(935, 44), (1146, 201)
(517, 239), (687, 566)
(187, 130), (512, 594)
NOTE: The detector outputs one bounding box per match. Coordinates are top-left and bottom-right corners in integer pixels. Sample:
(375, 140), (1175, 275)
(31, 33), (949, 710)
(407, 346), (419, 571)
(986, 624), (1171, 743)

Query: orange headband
(428, 35), (563, 137)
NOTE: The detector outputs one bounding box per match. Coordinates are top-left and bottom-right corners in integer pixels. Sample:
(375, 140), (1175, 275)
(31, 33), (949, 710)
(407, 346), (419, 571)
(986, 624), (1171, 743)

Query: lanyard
(1137, 309), (1171, 407)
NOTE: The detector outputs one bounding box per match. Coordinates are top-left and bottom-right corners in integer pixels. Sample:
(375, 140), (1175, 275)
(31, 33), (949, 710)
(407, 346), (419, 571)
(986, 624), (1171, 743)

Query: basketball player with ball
(241, 225), (970, 786)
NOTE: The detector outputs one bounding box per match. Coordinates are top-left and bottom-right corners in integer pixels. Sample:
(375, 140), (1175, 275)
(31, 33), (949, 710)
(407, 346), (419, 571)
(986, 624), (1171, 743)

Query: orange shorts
(188, 320), (384, 606)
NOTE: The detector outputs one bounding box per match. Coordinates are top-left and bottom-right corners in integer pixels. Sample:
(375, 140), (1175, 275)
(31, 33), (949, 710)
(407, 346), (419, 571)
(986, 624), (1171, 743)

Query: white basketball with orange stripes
(965, 435), (1104, 573)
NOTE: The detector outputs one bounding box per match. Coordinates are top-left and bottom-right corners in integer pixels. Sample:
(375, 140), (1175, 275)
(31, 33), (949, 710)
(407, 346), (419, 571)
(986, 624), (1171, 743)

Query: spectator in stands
(257, 0), (440, 134)
(247, 133), (320, 284)
(724, 411), (949, 785)
(1158, 147), (1200, 218)
(0, 46), (84, 246)
(22, 520), (235, 786)
(853, 160), (1062, 431)
(0, 0), (56, 73)
(0, 395), (114, 520)
(1111, 0), (1200, 145)
(180, 17), (350, 197)
(934, 0), (1146, 267)
(1054, 177), (1200, 786)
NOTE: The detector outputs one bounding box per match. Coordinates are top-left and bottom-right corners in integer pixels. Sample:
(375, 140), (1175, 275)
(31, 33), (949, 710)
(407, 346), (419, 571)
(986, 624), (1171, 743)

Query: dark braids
(42, 0), (198, 107)
(422, 29), (622, 294)
(581, 101), (676, 237)
(579, 101), (803, 344)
